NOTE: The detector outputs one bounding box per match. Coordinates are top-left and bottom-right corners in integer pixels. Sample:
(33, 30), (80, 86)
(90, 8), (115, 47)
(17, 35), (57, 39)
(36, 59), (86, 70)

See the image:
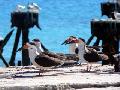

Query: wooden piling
(9, 29), (21, 66)
(93, 38), (100, 46)
(9, 12), (40, 66)
(90, 19), (120, 71)
(86, 35), (94, 45)
(0, 54), (9, 67)
(0, 29), (14, 67)
(21, 29), (30, 66)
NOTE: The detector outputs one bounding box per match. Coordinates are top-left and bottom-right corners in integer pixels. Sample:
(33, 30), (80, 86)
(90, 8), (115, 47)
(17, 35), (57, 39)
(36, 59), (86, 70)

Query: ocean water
(0, 0), (106, 66)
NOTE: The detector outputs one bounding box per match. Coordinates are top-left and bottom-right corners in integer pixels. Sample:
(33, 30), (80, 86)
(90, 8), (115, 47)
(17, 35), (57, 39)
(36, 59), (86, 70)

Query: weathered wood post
(0, 30), (13, 67)
(0, 38), (9, 67)
(90, 19), (120, 71)
(86, 35), (94, 45)
(9, 4), (41, 66)
(9, 27), (21, 66)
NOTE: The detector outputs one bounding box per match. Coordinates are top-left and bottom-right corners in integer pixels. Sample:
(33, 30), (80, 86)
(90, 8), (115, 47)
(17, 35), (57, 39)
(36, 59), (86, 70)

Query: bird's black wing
(35, 55), (61, 67)
(84, 50), (101, 62)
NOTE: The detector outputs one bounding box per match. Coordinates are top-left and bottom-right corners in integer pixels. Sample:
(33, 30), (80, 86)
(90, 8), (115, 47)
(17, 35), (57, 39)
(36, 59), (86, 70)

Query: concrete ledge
(0, 65), (120, 90)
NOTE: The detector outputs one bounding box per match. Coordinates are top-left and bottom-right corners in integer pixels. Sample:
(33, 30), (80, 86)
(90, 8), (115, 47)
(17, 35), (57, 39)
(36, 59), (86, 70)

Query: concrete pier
(0, 65), (120, 90)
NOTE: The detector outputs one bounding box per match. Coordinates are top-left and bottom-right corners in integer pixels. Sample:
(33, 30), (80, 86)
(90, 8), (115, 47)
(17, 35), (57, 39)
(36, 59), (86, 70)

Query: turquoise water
(0, 0), (106, 66)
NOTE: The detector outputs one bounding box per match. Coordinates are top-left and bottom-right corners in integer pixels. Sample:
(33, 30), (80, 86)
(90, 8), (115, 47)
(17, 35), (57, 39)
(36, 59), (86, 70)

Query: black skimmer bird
(61, 36), (78, 45)
(32, 39), (66, 60)
(23, 42), (77, 75)
(76, 38), (109, 71)
(62, 36), (79, 54)
(15, 4), (26, 12)
(32, 38), (48, 53)
(27, 3), (41, 13)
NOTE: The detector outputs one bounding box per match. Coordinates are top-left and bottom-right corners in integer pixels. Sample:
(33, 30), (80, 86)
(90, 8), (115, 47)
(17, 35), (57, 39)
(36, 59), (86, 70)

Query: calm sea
(0, 0), (106, 66)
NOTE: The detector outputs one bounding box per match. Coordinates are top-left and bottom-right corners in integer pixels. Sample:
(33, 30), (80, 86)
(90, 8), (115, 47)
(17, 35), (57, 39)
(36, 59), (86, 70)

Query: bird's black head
(32, 38), (40, 42)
